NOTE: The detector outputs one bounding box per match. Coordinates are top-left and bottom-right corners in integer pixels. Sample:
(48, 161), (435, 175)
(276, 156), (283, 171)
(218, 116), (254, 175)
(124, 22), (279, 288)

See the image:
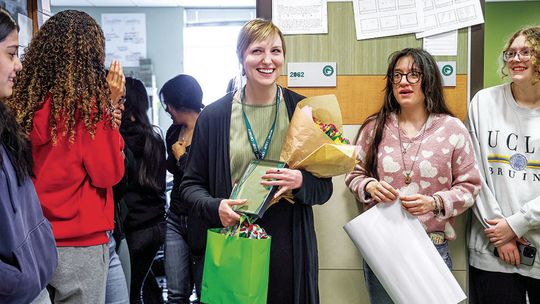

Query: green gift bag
(201, 227), (271, 304)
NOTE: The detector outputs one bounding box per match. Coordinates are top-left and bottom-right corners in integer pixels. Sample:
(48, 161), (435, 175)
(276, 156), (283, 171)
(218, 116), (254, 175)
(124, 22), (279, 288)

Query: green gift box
(201, 228), (271, 304)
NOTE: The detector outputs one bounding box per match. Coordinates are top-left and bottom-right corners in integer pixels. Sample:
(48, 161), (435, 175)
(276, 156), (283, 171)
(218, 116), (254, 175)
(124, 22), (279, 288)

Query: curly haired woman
(8, 10), (125, 303)
(467, 26), (540, 304)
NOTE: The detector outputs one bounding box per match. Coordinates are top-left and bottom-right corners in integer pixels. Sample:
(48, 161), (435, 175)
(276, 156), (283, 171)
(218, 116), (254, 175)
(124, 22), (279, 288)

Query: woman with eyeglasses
(346, 48), (481, 303)
(467, 27), (540, 303)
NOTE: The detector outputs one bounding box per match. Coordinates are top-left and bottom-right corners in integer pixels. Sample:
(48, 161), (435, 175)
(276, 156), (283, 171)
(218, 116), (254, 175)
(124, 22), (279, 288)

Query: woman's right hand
(218, 199), (246, 227)
(495, 237), (528, 266)
(365, 180), (399, 203)
(495, 240), (520, 266)
(107, 60), (125, 106)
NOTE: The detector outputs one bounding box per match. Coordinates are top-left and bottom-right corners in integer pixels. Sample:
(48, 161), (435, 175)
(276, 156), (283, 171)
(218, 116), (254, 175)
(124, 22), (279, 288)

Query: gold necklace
(397, 116), (429, 184)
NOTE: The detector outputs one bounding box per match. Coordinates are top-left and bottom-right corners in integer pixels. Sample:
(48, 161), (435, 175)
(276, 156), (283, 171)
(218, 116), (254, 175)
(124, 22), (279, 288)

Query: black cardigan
(180, 88), (333, 304)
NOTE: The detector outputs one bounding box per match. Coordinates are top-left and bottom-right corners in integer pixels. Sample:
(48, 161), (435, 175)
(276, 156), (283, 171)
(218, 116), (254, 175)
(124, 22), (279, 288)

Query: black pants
(126, 221), (166, 304)
(470, 266), (540, 304)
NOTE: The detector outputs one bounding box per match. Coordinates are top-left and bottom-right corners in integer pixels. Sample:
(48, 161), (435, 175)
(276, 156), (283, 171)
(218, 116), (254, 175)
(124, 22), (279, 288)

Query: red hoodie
(30, 94), (125, 247)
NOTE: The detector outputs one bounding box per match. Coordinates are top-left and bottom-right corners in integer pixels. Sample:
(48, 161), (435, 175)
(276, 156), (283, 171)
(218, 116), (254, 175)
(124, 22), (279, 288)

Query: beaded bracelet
(432, 195), (444, 216)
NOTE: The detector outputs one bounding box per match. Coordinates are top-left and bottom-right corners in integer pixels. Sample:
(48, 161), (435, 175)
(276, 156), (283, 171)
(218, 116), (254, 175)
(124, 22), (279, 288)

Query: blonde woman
(180, 19), (332, 304)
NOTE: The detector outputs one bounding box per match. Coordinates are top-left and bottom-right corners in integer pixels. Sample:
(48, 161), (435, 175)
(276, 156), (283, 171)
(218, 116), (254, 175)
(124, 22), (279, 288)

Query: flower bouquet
(280, 94), (356, 178)
(220, 215), (270, 239)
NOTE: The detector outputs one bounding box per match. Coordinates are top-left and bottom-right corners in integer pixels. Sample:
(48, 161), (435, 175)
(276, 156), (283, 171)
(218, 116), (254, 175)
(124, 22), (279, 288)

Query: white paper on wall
(272, 0), (328, 35)
(102, 13), (146, 67)
(423, 30), (458, 56)
(416, 0), (483, 38)
(343, 200), (466, 304)
(352, 0), (424, 40)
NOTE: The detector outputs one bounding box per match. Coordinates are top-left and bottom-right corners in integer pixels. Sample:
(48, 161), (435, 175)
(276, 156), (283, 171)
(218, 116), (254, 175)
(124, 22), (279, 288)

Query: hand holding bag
(201, 217), (271, 304)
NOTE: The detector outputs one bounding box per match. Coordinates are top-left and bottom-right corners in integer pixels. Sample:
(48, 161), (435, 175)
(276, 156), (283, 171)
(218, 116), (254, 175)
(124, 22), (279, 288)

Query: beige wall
(313, 125), (470, 304)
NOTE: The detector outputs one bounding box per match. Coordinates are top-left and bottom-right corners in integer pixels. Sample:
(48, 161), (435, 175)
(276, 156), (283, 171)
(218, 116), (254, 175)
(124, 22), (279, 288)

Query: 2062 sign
(289, 71), (305, 78)
(287, 62), (336, 87)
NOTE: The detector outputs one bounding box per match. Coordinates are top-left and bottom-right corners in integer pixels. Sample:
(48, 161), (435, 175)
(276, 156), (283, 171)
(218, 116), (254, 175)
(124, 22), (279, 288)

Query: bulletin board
(260, 1), (470, 124)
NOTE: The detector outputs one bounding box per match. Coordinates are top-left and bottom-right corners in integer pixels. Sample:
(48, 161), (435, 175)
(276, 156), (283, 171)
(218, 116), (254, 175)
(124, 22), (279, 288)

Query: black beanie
(159, 74), (204, 111)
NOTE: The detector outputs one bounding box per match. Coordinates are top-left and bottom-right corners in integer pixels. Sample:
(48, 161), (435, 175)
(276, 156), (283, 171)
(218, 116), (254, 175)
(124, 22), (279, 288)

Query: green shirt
(229, 90), (289, 184)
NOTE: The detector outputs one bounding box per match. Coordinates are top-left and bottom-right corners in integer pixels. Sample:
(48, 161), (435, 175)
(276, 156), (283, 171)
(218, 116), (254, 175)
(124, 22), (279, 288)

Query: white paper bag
(343, 201), (466, 304)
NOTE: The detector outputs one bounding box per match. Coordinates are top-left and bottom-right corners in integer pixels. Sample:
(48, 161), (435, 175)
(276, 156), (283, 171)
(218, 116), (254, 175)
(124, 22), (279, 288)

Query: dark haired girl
(0, 8), (57, 304)
(346, 48), (481, 303)
(120, 77), (166, 304)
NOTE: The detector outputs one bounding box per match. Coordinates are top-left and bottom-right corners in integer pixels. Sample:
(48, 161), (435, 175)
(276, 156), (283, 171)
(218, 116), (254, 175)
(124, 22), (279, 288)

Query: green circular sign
(442, 65), (453, 76)
(323, 65), (334, 77)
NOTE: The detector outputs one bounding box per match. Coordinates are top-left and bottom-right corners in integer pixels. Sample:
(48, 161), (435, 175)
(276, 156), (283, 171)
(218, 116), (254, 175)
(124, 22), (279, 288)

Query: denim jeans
(106, 233), (129, 304)
(363, 241), (453, 304)
(164, 212), (203, 304)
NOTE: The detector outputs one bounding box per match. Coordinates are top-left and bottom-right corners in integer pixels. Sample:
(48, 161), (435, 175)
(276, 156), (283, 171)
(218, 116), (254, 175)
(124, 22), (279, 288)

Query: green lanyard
(241, 85), (281, 160)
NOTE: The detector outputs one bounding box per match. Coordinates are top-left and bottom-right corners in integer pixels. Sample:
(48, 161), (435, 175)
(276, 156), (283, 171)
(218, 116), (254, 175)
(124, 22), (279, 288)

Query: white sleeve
(506, 196), (540, 238)
(466, 93), (505, 228)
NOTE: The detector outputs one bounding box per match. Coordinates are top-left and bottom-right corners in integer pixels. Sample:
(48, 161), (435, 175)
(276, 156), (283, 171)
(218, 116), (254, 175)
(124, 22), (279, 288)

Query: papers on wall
(343, 200), (467, 304)
(348, 0), (483, 40)
(423, 30), (458, 56)
(102, 14), (147, 67)
(352, 0), (424, 40)
(272, 0), (328, 35)
(17, 14), (32, 58)
(416, 0), (484, 38)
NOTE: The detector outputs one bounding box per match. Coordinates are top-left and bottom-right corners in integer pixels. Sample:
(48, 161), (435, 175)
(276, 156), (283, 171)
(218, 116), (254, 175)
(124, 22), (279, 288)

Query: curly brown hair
(7, 10), (111, 143)
(500, 26), (540, 83)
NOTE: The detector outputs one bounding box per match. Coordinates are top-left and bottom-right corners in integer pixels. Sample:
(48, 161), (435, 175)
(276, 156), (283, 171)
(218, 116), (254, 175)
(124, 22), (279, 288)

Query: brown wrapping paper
(280, 94), (357, 178)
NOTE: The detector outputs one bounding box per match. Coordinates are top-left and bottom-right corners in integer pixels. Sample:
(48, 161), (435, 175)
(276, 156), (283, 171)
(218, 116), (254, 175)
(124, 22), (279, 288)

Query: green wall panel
(283, 2), (468, 75)
(484, 1), (540, 88)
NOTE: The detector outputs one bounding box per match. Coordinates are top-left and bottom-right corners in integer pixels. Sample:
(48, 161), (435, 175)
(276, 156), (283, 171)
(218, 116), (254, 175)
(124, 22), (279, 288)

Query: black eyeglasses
(503, 48), (532, 62)
(390, 71), (422, 84)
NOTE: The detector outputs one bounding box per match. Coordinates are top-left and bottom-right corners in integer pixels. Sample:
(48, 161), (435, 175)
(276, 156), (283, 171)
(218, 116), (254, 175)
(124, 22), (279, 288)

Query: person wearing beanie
(161, 74), (204, 303)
